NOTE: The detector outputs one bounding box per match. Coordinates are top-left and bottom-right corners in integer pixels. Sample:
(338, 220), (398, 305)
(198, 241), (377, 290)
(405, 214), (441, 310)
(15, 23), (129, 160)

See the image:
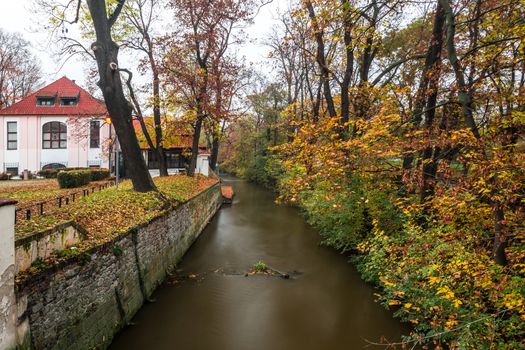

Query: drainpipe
(108, 124), (113, 175)
(115, 137), (120, 190)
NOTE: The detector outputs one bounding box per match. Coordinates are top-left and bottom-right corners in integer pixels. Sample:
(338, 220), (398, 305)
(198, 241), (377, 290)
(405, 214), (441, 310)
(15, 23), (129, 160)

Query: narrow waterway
(109, 178), (411, 350)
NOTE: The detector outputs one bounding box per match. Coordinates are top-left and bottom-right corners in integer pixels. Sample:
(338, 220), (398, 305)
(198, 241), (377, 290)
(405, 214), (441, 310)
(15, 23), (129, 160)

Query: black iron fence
(15, 180), (116, 224)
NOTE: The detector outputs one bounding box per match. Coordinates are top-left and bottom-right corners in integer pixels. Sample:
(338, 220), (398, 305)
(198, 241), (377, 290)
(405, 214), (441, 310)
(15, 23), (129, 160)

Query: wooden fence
(14, 180), (116, 224)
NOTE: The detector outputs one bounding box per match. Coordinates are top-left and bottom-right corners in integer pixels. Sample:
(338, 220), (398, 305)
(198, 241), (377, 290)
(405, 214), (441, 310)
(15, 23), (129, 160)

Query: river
(109, 178), (411, 350)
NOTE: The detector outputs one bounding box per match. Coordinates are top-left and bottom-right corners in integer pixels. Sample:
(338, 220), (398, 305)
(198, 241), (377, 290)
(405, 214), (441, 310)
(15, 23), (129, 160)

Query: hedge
(40, 167), (110, 181)
(38, 169), (60, 179)
(57, 170), (92, 189)
(89, 168), (110, 181)
(63, 167), (110, 181)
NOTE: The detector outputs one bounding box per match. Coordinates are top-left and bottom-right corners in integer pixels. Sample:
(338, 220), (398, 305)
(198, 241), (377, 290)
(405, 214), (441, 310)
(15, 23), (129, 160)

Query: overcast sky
(0, 0), (287, 89)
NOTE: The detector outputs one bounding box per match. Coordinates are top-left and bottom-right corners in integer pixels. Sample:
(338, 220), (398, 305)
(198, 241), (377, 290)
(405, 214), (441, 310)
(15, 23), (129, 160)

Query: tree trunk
(440, 0), (480, 138)
(150, 54), (168, 176)
(87, 0), (155, 192)
(340, 0), (354, 135)
(210, 131), (219, 171)
(402, 1), (446, 172)
(158, 149), (168, 176)
(441, 0), (507, 265)
(493, 203), (508, 266)
(418, 2), (446, 223)
(305, 1), (337, 119)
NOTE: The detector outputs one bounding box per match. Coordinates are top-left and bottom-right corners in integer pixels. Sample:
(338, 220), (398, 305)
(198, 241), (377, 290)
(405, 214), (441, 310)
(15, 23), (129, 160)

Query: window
(60, 97), (78, 106)
(5, 167), (18, 176)
(42, 163), (67, 170)
(6, 122), (17, 150)
(42, 122), (67, 149)
(166, 151), (182, 168)
(90, 120), (100, 148)
(147, 150), (183, 169)
(37, 97), (55, 106)
(42, 163), (66, 170)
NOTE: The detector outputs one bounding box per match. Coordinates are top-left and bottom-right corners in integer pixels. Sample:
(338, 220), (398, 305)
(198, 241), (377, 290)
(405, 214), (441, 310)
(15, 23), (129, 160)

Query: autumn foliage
(224, 0), (525, 347)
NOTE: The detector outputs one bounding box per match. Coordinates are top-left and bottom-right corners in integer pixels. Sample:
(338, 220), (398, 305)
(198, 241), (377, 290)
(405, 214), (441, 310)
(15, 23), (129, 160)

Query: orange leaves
(12, 176), (218, 248)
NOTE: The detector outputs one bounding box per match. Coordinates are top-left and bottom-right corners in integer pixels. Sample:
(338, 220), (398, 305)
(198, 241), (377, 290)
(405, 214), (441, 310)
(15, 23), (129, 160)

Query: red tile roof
(0, 76), (107, 116)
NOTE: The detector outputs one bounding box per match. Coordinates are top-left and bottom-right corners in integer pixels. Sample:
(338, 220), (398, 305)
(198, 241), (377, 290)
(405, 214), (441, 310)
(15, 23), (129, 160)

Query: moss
(29, 258), (48, 273)
(113, 245), (123, 257)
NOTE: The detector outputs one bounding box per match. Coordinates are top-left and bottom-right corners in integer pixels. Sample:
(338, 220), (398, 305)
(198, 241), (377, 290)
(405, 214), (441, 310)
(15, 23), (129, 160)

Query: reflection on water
(109, 178), (411, 350)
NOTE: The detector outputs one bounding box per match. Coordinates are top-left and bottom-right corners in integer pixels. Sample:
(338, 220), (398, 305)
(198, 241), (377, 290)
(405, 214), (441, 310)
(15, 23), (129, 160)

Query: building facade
(0, 77), (111, 175)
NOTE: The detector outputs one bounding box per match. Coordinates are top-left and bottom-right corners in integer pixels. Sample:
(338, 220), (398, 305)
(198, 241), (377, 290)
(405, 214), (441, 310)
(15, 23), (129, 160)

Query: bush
(354, 224), (525, 349)
(57, 170), (92, 188)
(58, 167), (110, 181)
(38, 169), (59, 179)
(89, 168), (110, 181)
(0, 173), (9, 180)
(253, 261), (267, 272)
(300, 177), (368, 252)
(63, 167), (92, 172)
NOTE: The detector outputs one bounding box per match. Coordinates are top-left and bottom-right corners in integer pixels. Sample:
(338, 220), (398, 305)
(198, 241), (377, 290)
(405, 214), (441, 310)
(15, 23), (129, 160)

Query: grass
(253, 261), (268, 272)
(11, 176), (218, 245)
(0, 179), (110, 208)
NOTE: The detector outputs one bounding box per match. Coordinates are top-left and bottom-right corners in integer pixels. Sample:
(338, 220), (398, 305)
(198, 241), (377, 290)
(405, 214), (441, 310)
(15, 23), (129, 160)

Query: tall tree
(87, 0), (156, 191)
(0, 29), (42, 109)
(121, 0), (169, 176)
(304, 0), (337, 119)
(35, 0), (156, 192)
(165, 0), (262, 176)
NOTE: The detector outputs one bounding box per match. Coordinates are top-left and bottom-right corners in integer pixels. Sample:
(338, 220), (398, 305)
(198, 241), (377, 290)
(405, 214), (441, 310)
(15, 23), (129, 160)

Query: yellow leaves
(380, 277), (396, 288)
(515, 263), (525, 274)
(445, 319), (458, 328)
(436, 285), (463, 308)
(502, 293), (524, 311)
(388, 300), (401, 306)
(437, 285), (455, 300)
(428, 276), (441, 285)
(16, 176), (217, 251)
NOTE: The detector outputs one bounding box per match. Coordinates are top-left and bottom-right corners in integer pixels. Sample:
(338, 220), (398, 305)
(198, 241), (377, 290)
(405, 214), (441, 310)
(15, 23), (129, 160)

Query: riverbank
(222, 166), (525, 349)
(9, 176), (217, 238)
(109, 177), (411, 350)
(13, 178), (222, 350)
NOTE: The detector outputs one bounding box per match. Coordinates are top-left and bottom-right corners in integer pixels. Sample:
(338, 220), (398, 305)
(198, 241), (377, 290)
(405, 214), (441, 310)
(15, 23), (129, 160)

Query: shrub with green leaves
(298, 175), (405, 253)
(57, 170), (92, 189)
(354, 224), (525, 349)
(253, 261), (267, 272)
(38, 169), (59, 179)
(60, 167), (110, 181)
(89, 168), (110, 181)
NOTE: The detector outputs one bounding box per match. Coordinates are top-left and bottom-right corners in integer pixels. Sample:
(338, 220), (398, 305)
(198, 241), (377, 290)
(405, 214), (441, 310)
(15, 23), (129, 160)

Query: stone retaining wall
(15, 183), (222, 350)
(15, 222), (84, 274)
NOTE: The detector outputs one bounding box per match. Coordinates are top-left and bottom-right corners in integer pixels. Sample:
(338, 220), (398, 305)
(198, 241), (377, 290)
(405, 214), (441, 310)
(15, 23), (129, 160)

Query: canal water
(109, 178), (411, 350)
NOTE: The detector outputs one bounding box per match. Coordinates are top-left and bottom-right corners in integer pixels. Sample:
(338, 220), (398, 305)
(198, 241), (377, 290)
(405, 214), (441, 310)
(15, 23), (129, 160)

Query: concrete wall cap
(0, 198), (17, 208)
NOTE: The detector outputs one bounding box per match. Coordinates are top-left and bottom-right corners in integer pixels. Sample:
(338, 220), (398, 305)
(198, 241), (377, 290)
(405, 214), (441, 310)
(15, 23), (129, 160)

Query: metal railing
(3, 162), (19, 172)
(15, 179), (116, 224)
